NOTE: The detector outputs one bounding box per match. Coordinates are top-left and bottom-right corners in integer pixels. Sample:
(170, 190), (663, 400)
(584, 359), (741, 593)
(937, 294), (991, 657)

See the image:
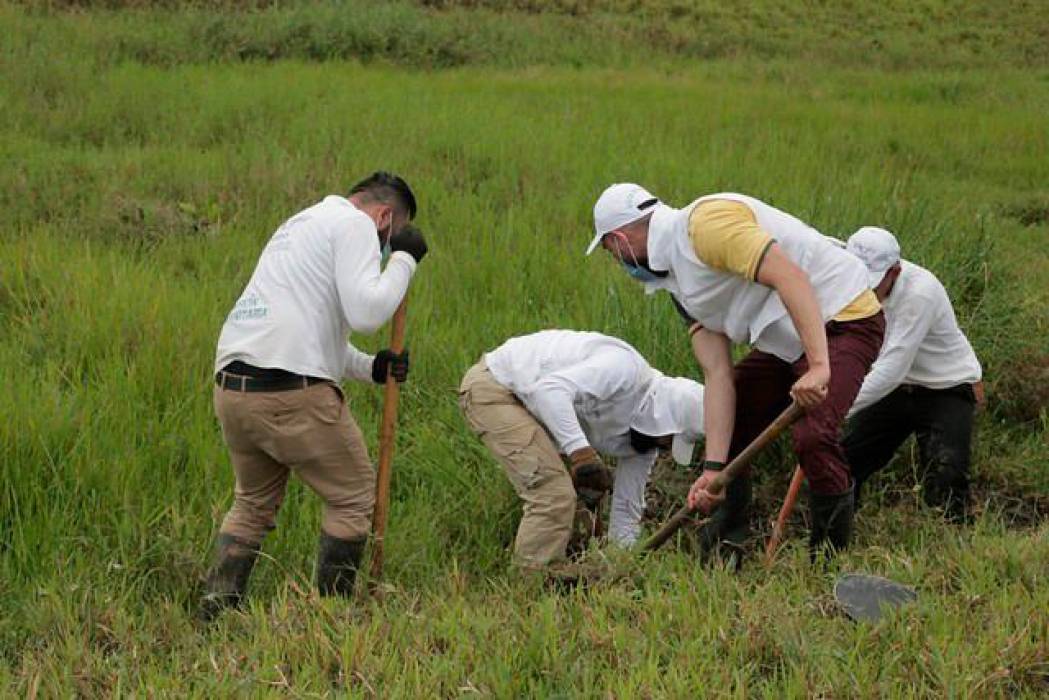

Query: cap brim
(671, 434), (696, 466)
(585, 231), (605, 256)
(867, 267), (889, 289)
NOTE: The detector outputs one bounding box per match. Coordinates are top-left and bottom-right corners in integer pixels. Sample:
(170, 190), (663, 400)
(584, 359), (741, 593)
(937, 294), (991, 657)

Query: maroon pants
(729, 312), (885, 496)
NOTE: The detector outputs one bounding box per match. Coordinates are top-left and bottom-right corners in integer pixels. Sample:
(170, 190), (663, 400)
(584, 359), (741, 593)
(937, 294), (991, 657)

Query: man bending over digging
(843, 226), (983, 522)
(588, 184), (885, 563)
(459, 330), (704, 576)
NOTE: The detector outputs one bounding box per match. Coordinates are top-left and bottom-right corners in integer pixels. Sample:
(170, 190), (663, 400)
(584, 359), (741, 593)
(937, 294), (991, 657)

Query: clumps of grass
(8, 1), (1049, 71)
(1000, 198), (1049, 228)
(102, 195), (217, 249)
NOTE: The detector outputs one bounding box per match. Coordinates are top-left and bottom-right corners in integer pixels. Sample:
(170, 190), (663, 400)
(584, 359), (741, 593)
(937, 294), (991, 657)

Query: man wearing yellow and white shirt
(587, 184), (885, 561)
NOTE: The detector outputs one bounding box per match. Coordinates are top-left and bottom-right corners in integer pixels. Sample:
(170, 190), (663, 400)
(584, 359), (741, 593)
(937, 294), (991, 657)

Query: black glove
(371, 348), (410, 384)
(389, 224), (428, 264)
(569, 447), (613, 509)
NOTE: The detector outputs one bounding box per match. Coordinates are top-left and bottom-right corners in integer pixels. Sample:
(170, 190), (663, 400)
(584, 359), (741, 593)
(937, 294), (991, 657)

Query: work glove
(371, 348), (410, 384)
(389, 224), (428, 264)
(569, 447), (613, 510)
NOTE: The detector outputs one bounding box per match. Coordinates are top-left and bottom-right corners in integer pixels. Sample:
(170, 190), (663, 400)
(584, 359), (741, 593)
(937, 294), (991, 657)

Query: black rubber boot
(315, 532), (367, 598)
(696, 476), (751, 569)
(923, 469), (970, 524)
(808, 485), (855, 563)
(198, 533), (260, 622)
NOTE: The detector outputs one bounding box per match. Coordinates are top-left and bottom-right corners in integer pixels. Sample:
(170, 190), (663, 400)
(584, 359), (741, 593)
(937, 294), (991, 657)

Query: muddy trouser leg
(698, 350), (795, 563)
(204, 386), (293, 619)
(459, 361), (576, 569)
(793, 313), (885, 559)
(913, 385), (975, 522)
(267, 383), (376, 598)
(842, 388), (916, 509)
(218, 381), (376, 599)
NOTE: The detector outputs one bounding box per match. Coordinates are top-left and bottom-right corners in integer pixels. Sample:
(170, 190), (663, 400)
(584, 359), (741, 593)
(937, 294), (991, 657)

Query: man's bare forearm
(702, 372), (735, 463)
(690, 329), (735, 463)
(756, 245), (829, 370)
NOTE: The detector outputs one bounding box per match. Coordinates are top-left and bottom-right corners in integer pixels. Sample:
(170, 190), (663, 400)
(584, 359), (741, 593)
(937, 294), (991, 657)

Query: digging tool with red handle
(643, 402), (804, 552)
(369, 297), (408, 586)
(764, 464), (805, 565)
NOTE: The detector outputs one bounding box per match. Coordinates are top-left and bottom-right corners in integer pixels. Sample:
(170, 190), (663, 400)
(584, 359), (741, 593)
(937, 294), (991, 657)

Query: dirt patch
(102, 195), (216, 249)
(643, 452), (1048, 557)
(972, 483), (1049, 529)
(988, 353), (1049, 424)
(1000, 199), (1049, 227)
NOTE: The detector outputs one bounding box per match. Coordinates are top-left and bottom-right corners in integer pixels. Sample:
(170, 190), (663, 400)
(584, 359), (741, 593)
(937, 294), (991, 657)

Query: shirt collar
(645, 203), (679, 273)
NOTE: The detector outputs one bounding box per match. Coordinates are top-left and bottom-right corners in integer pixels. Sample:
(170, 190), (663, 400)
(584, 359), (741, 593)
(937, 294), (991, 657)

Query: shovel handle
(643, 402), (803, 552)
(764, 464), (805, 565)
(369, 296), (408, 583)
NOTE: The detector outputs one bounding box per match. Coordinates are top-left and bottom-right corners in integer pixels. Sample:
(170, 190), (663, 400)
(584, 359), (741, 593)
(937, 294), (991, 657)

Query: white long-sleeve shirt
(850, 260), (981, 416)
(215, 195), (416, 382)
(485, 331), (658, 456)
(485, 330), (704, 546)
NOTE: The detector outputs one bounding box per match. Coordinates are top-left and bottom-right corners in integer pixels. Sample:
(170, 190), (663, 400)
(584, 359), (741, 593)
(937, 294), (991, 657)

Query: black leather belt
(215, 366), (328, 393)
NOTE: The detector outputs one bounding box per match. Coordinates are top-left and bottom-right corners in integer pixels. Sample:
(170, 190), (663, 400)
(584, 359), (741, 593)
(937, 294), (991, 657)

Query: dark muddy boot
(315, 532), (367, 598)
(923, 469), (970, 524)
(696, 476), (751, 570)
(198, 533), (260, 622)
(808, 485), (855, 563)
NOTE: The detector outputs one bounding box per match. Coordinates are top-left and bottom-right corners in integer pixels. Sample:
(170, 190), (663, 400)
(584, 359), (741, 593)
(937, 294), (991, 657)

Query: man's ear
(876, 263), (902, 300)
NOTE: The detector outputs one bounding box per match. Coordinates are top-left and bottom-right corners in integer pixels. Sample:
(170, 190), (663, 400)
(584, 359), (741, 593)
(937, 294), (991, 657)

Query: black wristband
(702, 460), (726, 471)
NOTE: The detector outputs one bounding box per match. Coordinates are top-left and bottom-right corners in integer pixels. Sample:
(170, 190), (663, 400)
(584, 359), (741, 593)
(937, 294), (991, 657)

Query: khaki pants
(458, 360), (576, 568)
(213, 382), (375, 544)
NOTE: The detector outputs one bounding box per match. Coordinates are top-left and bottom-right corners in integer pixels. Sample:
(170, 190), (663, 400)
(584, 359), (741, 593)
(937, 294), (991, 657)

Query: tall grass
(7, 0), (1049, 70)
(1, 3), (1047, 696)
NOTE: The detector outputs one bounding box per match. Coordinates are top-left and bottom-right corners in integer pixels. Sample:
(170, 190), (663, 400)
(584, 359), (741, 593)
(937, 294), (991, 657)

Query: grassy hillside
(8, 0), (1049, 70)
(1, 1), (1047, 696)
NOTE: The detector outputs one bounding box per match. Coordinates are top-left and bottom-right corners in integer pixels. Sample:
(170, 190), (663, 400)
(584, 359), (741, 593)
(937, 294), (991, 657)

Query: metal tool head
(834, 573), (917, 622)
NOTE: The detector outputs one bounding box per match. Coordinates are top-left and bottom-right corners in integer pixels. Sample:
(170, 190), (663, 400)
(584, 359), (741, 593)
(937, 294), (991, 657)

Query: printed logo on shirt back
(229, 293), (268, 321)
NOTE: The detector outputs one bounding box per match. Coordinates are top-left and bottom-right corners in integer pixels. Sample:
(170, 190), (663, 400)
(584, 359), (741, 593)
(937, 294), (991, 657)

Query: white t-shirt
(850, 260), (982, 416)
(215, 195), (416, 382)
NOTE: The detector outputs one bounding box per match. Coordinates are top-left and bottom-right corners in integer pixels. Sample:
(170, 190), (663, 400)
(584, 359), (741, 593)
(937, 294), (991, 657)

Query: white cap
(630, 375), (705, 466)
(586, 183), (660, 255)
(847, 226), (902, 288)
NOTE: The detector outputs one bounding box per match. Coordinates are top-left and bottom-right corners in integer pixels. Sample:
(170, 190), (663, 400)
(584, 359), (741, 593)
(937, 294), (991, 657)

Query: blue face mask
(608, 230), (659, 283)
(380, 212), (393, 264)
(622, 262), (660, 283)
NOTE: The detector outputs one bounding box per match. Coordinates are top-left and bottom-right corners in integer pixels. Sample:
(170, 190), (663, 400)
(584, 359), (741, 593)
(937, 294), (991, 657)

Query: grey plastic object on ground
(834, 573), (917, 622)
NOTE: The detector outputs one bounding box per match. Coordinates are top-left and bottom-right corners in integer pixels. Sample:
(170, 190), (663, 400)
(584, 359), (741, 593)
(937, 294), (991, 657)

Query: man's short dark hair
(350, 171), (417, 220)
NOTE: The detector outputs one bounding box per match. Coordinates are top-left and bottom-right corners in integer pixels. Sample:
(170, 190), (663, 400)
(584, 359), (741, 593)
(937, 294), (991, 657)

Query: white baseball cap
(847, 226), (902, 288)
(631, 375), (705, 466)
(586, 183), (660, 255)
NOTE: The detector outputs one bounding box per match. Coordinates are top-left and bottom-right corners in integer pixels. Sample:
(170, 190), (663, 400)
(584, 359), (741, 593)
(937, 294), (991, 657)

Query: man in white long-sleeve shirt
(200, 172), (428, 620)
(459, 330), (705, 570)
(843, 226), (983, 521)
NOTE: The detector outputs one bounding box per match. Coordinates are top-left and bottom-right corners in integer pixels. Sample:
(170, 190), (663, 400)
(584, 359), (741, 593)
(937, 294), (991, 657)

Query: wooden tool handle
(369, 297), (408, 583)
(764, 464), (805, 565)
(642, 402), (803, 552)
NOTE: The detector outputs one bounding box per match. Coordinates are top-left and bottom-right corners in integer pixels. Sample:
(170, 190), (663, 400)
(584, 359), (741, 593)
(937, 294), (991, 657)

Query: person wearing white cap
(588, 184), (885, 561)
(458, 330), (705, 570)
(843, 226), (983, 521)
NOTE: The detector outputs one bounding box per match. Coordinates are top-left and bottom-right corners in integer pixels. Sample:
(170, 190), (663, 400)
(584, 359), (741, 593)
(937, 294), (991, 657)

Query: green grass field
(2, 1), (1047, 695)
